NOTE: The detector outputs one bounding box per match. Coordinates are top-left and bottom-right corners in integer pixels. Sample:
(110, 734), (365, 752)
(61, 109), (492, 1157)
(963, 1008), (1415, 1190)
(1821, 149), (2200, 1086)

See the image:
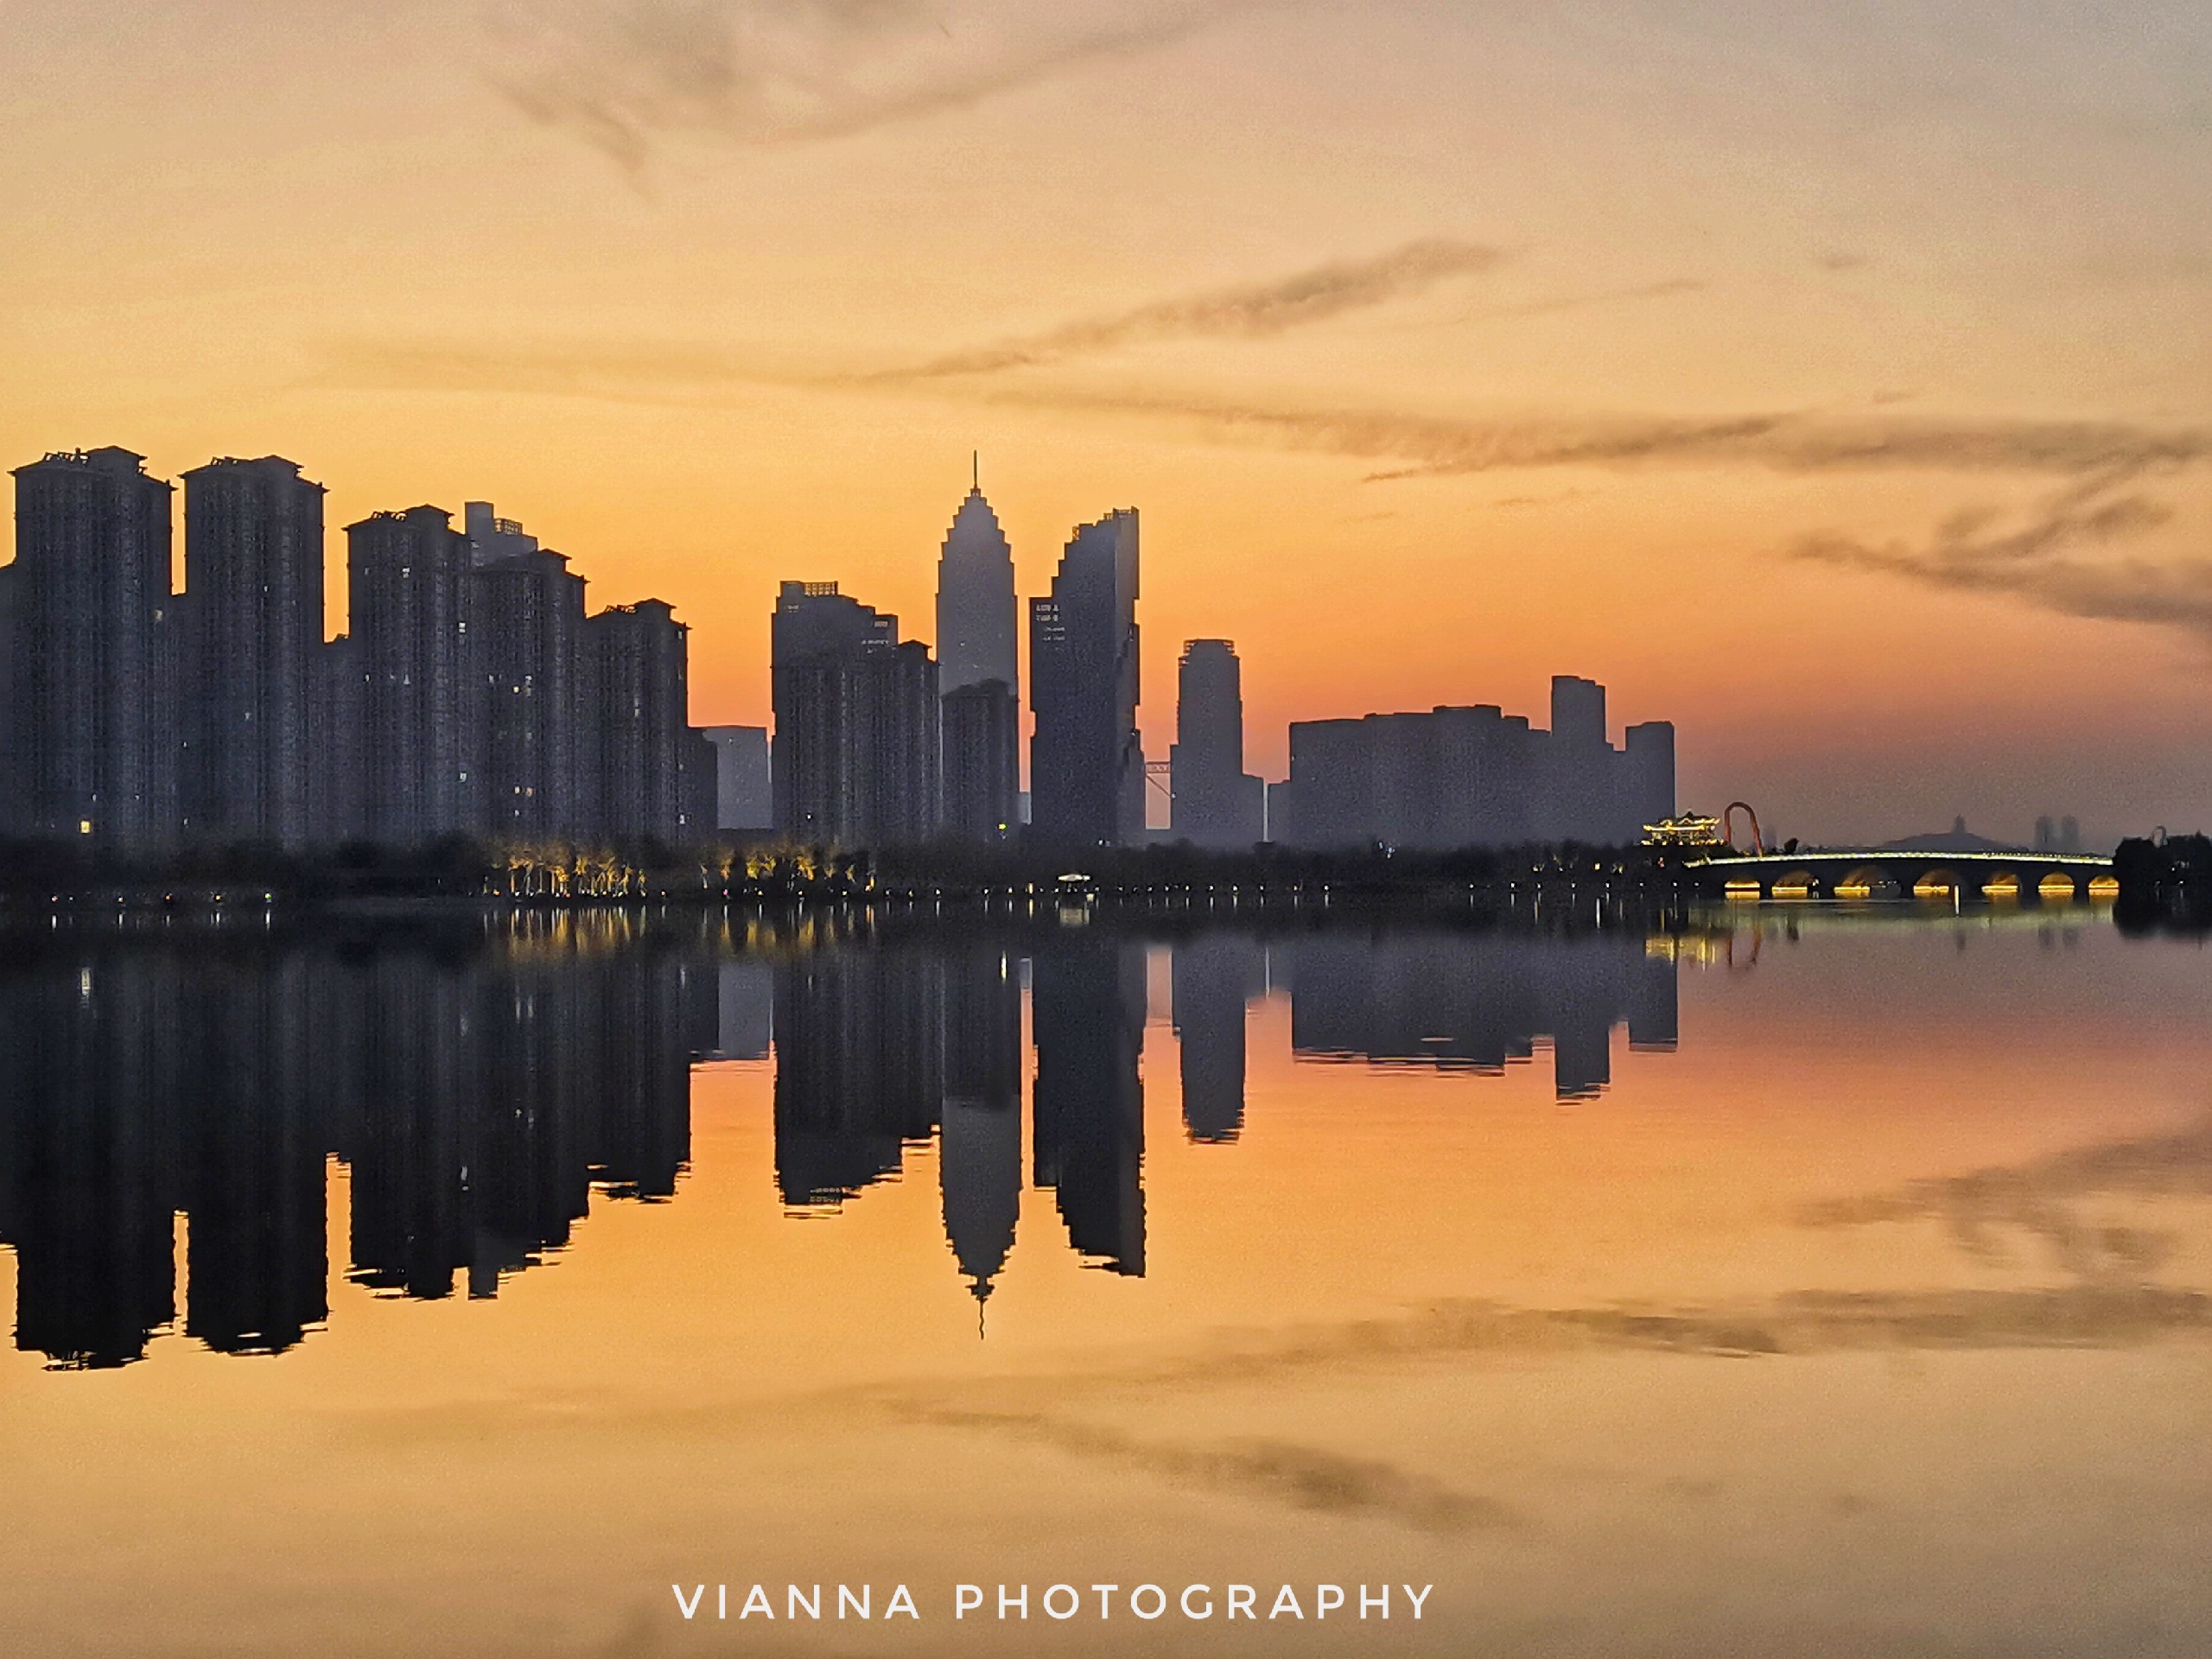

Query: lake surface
(2, 904), (2207, 1657)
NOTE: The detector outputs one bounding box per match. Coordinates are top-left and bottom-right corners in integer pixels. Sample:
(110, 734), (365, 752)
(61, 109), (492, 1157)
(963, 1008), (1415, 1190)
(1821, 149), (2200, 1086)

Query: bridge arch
(1832, 866), (1897, 899)
(2037, 871), (2077, 899)
(1980, 868), (2023, 899)
(1911, 866), (1963, 899)
(1770, 868), (1820, 899)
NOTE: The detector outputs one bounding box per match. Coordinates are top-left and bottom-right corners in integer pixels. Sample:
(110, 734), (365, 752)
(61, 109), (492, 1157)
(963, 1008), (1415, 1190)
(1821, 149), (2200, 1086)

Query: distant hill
(1878, 817), (2029, 854)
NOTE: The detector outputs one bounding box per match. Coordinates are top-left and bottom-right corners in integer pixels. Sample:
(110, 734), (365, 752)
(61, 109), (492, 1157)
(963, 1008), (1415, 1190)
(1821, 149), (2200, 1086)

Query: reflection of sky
(1, 914), (2209, 1654)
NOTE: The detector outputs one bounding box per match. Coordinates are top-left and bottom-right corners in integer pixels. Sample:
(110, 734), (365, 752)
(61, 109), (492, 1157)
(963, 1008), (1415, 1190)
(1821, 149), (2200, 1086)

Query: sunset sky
(4, 0), (2208, 844)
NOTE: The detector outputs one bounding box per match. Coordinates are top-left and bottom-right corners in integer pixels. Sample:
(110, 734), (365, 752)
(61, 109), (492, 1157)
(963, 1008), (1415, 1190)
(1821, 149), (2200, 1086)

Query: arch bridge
(1685, 849), (2116, 903)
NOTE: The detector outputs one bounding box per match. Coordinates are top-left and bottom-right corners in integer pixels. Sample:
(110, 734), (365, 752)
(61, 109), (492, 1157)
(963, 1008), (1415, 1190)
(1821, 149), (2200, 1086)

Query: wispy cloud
(313, 326), (2212, 499)
(874, 239), (1508, 378)
(1435, 276), (1705, 327)
(976, 388), (2212, 481)
(1792, 470), (2212, 639)
(487, 0), (1252, 172)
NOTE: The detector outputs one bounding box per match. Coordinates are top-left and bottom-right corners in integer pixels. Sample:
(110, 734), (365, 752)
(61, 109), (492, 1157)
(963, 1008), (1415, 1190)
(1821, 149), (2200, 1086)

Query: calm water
(1, 906), (2207, 1657)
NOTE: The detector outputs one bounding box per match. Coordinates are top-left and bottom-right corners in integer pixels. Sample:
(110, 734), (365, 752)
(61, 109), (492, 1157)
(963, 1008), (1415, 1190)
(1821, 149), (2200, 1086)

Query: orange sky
(3, 1), (2209, 844)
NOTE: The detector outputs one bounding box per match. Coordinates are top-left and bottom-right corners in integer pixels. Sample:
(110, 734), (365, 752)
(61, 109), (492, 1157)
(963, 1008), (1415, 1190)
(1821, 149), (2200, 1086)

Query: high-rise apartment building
(1274, 678), (1673, 850)
(585, 600), (690, 842)
(940, 678), (1019, 841)
(1169, 639), (1263, 849)
(1623, 721), (1676, 839)
(7, 448), (175, 845)
(463, 500), (538, 568)
(701, 726), (772, 831)
(346, 506), (476, 845)
(770, 582), (939, 847)
(472, 543), (586, 840)
(1028, 509), (1141, 848)
(179, 457), (325, 849)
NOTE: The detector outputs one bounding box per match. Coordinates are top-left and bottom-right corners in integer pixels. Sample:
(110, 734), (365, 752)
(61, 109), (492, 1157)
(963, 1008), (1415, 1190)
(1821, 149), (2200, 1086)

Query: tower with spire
(935, 463), (1020, 839)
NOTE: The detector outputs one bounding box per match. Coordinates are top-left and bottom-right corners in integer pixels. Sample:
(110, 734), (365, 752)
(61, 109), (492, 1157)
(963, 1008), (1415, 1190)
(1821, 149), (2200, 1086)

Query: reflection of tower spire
(942, 947), (1022, 1320)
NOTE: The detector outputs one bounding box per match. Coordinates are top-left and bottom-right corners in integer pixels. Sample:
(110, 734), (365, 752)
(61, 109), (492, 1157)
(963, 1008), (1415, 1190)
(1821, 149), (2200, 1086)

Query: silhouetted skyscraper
(179, 457), (325, 850)
(8, 448), (175, 845)
(1623, 720), (1675, 840)
(940, 677), (1019, 841)
(936, 481), (1019, 693)
(472, 545), (587, 839)
(702, 725), (772, 830)
(936, 481), (1020, 842)
(771, 582), (939, 846)
(1542, 674), (1610, 843)
(1170, 639), (1263, 849)
(1275, 677), (1668, 850)
(463, 499), (538, 568)
(1029, 509), (1141, 848)
(346, 506), (475, 845)
(585, 600), (690, 842)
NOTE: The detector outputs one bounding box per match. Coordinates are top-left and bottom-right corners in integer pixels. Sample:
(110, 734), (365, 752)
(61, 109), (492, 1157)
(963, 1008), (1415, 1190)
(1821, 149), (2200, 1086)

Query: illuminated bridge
(1683, 849), (2117, 902)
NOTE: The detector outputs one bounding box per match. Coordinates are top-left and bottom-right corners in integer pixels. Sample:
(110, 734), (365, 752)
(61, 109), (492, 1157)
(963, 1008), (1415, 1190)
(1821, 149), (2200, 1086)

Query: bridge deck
(1688, 849), (2112, 869)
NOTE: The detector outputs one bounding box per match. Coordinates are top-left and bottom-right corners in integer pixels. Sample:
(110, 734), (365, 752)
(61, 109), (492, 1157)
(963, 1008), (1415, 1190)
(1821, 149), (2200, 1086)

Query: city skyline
(6, 446), (2103, 855)
(3, 5), (2205, 849)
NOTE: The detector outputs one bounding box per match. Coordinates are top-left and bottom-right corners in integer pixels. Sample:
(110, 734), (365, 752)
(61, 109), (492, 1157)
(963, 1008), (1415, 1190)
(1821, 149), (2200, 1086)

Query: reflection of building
(0, 925), (708, 1362)
(1029, 511), (1142, 848)
(771, 948), (944, 1207)
(1170, 640), (1264, 849)
(940, 945), (1022, 1308)
(1279, 931), (1678, 1100)
(1032, 938), (1146, 1274)
(1171, 936), (1266, 1142)
(0, 953), (181, 1366)
(180, 957), (325, 1352)
(1272, 676), (1675, 849)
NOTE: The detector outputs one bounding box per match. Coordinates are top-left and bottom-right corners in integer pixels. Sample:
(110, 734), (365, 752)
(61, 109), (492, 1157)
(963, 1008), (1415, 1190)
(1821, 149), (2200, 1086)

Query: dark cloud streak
(875, 239), (1508, 378)
(489, 0), (1254, 172)
(1792, 471), (2212, 639)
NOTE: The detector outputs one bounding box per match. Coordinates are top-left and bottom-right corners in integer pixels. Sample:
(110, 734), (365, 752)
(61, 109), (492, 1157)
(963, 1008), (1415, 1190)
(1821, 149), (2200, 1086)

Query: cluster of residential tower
(5, 448), (1676, 855)
(4, 447), (713, 852)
